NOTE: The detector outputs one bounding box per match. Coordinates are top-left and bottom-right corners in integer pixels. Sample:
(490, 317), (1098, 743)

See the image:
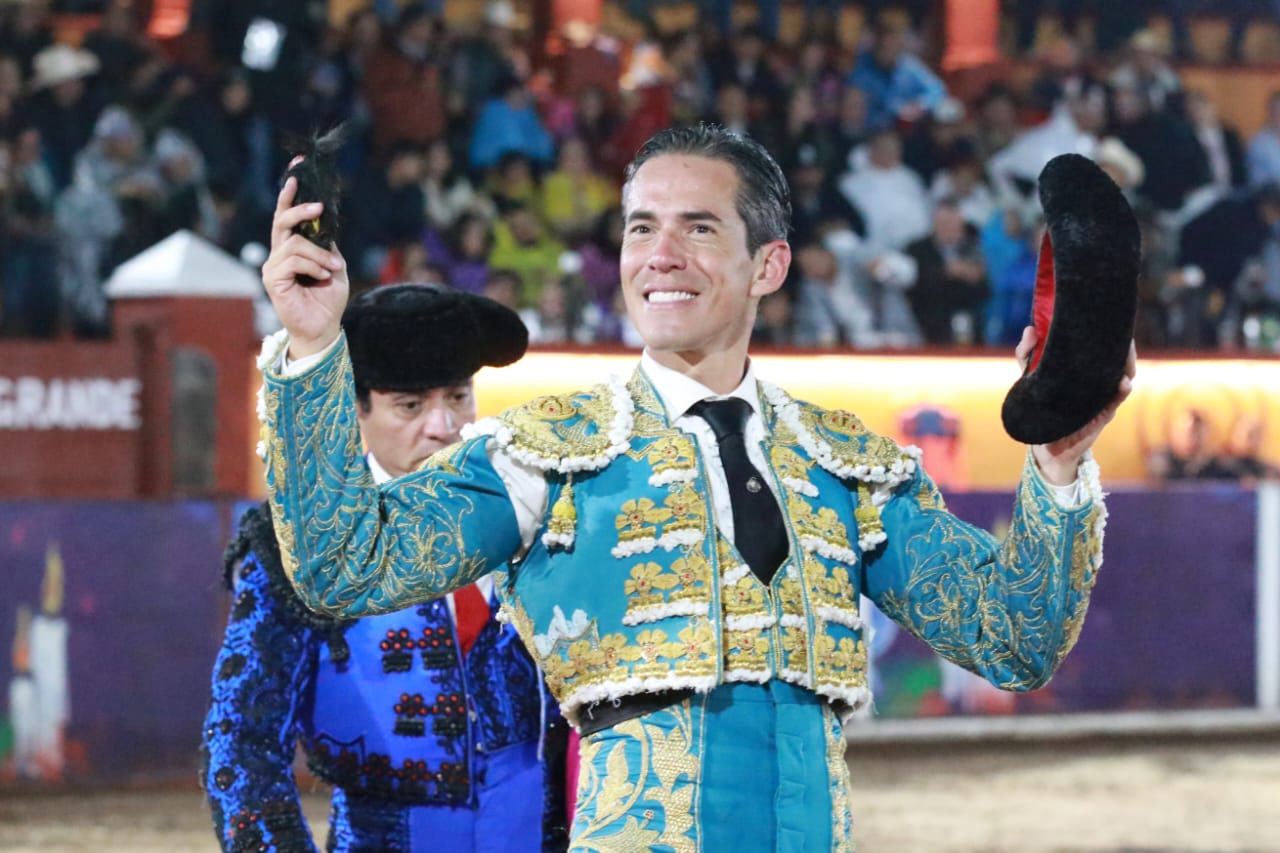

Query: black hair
(623, 123), (790, 256)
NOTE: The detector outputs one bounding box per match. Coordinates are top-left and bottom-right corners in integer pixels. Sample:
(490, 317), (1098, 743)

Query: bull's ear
(1000, 153), (1140, 445)
(281, 124), (348, 247)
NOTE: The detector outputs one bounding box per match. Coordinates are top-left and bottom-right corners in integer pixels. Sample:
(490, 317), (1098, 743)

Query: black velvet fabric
(343, 283), (529, 391)
(1001, 153), (1140, 445)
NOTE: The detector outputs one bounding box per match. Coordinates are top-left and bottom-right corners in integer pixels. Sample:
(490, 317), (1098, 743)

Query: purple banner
(1, 501), (232, 783)
(0, 487), (1262, 784)
(869, 485), (1258, 717)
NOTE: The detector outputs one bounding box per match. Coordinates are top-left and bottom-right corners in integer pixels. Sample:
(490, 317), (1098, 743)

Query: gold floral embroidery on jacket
(637, 434), (699, 486)
(621, 554), (713, 626)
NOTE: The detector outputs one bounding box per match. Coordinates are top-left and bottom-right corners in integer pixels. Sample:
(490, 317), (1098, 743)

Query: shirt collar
(367, 453), (392, 485)
(639, 350), (763, 422)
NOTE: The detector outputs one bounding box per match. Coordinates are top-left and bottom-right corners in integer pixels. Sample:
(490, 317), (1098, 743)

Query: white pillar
(1257, 482), (1280, 711)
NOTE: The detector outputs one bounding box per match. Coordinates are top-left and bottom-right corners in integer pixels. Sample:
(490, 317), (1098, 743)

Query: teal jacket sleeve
(861, 452), (1106, 690)
(259, 335), (524, 619)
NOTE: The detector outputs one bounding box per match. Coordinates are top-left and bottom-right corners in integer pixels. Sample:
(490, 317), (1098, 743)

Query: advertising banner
(0, 501), (230, 783)
(868, 487), (1259, 718)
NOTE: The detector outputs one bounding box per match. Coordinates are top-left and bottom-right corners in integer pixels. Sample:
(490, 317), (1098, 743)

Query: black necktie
(690, 398), (789, 585)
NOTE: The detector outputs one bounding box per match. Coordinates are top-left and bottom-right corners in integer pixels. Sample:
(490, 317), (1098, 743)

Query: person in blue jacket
(200, 283), (569, 852)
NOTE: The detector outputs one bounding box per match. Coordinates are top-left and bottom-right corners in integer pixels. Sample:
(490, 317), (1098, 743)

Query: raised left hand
(1015, 325), (1137, 486)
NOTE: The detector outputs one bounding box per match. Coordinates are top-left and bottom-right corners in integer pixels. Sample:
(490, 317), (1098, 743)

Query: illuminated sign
(0, 377), (143, 430)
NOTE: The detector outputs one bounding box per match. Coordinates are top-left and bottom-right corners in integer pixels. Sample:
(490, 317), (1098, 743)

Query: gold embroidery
(823, 703), (855, 852)
(615, 498), (670, 546)
(916, 477), (948, 511)
(779, 621), (809, 674)
(571, 704), (699, 852)
(623, 554), (712, 624)
(547, 477), (577, 541)
(797, 401), (918, 477)
(854, 482), (884, 544)
(769, 445), (814, 482)
(624, 563), (678, 610)
(639, 434), (698, 479)
(499, 386), (618, 461)
(724, 628), (771, 671)
(668, 554), (711, 602)
(661, 486), (704, 534)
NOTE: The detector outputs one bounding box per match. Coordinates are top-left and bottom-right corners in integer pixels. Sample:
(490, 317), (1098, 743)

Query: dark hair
(623, 123), (790, 256)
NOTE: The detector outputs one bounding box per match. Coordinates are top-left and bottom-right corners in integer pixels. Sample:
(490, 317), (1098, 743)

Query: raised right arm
(260, 334), (523, 619)
(258, 174), (524, 619)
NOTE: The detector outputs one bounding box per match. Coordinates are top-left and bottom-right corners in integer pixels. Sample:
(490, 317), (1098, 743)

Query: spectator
(20, 44), (104, 190)
(0, 0), (53, 77)
(1, 127), (59, 338)
(706, 81), (777, 151)
(786, 141), (865, 249)
(0, 53), (21, 139)
(838, 127), (931, 252)
(487, 150), (540, 211)
(540, 136), (619, 245)
(80, 2), (150, 104)
(707, 25), (782, 119)
(1187, 90), (1247, 195)
(904, 200), (990, 346)
(548, 83), (619, 154)
(184, 69), (276, 217)
(1222, 415), (1280, 481)
(447, 0), (520, 120)
(1108, 29), (1180, 113)
(831, 84), (871, 171)
(665, 31), (714, 128)
(1028, 34), (1093, 117)
(1111, 83), (1210, 213)
(577, 205), (624, 319)
(791, 36), (842, 112)
(151, 128), (219, 241)
(421, 136), (490, 231)
(423, 210), (493, 295)
(362, 6), (446, 157)
(973, 83), (1021, 162)
(847, 17), (946, 131)
(1176, 184), (1280, 347)
(981, 205), (1041, 347)
(902, 96), (971, 186)
(597, 81), (671, 181)
(1248, 92), (1280, 188)
(344, 142), (428, 286)
(468, 74), (554, 172)
(1147, 408), (1238, 482)
(929, 143), (996, 231)
(778, 85), (839, 176)
(1093, 136), (1146, 201)
(792, 240), (875, 348)
(480, 266), (524, 312)
(488, 202), (566, 307)
(988, 82), (1105, 204)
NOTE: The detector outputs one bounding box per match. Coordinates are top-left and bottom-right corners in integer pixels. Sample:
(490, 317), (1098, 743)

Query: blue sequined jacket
(199, 503), (569, 852)
(258, 337), (1107, 726)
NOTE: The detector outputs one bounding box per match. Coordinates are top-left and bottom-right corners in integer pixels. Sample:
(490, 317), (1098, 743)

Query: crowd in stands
(3, 0), (1280, 353)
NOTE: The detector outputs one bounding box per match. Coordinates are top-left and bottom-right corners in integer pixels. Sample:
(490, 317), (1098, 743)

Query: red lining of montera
(1029, 230), (1055, 373)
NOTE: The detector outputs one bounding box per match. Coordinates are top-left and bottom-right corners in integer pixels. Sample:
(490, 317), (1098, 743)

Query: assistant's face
(357, 381), (477, 478)
(620, 154), (782, 362)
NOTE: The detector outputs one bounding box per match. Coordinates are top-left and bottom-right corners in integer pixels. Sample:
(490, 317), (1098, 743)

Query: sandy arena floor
(1, 737), (1277, 852)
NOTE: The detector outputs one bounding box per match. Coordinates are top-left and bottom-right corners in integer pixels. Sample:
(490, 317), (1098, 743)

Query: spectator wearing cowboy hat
(20, 43), (104, 189)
